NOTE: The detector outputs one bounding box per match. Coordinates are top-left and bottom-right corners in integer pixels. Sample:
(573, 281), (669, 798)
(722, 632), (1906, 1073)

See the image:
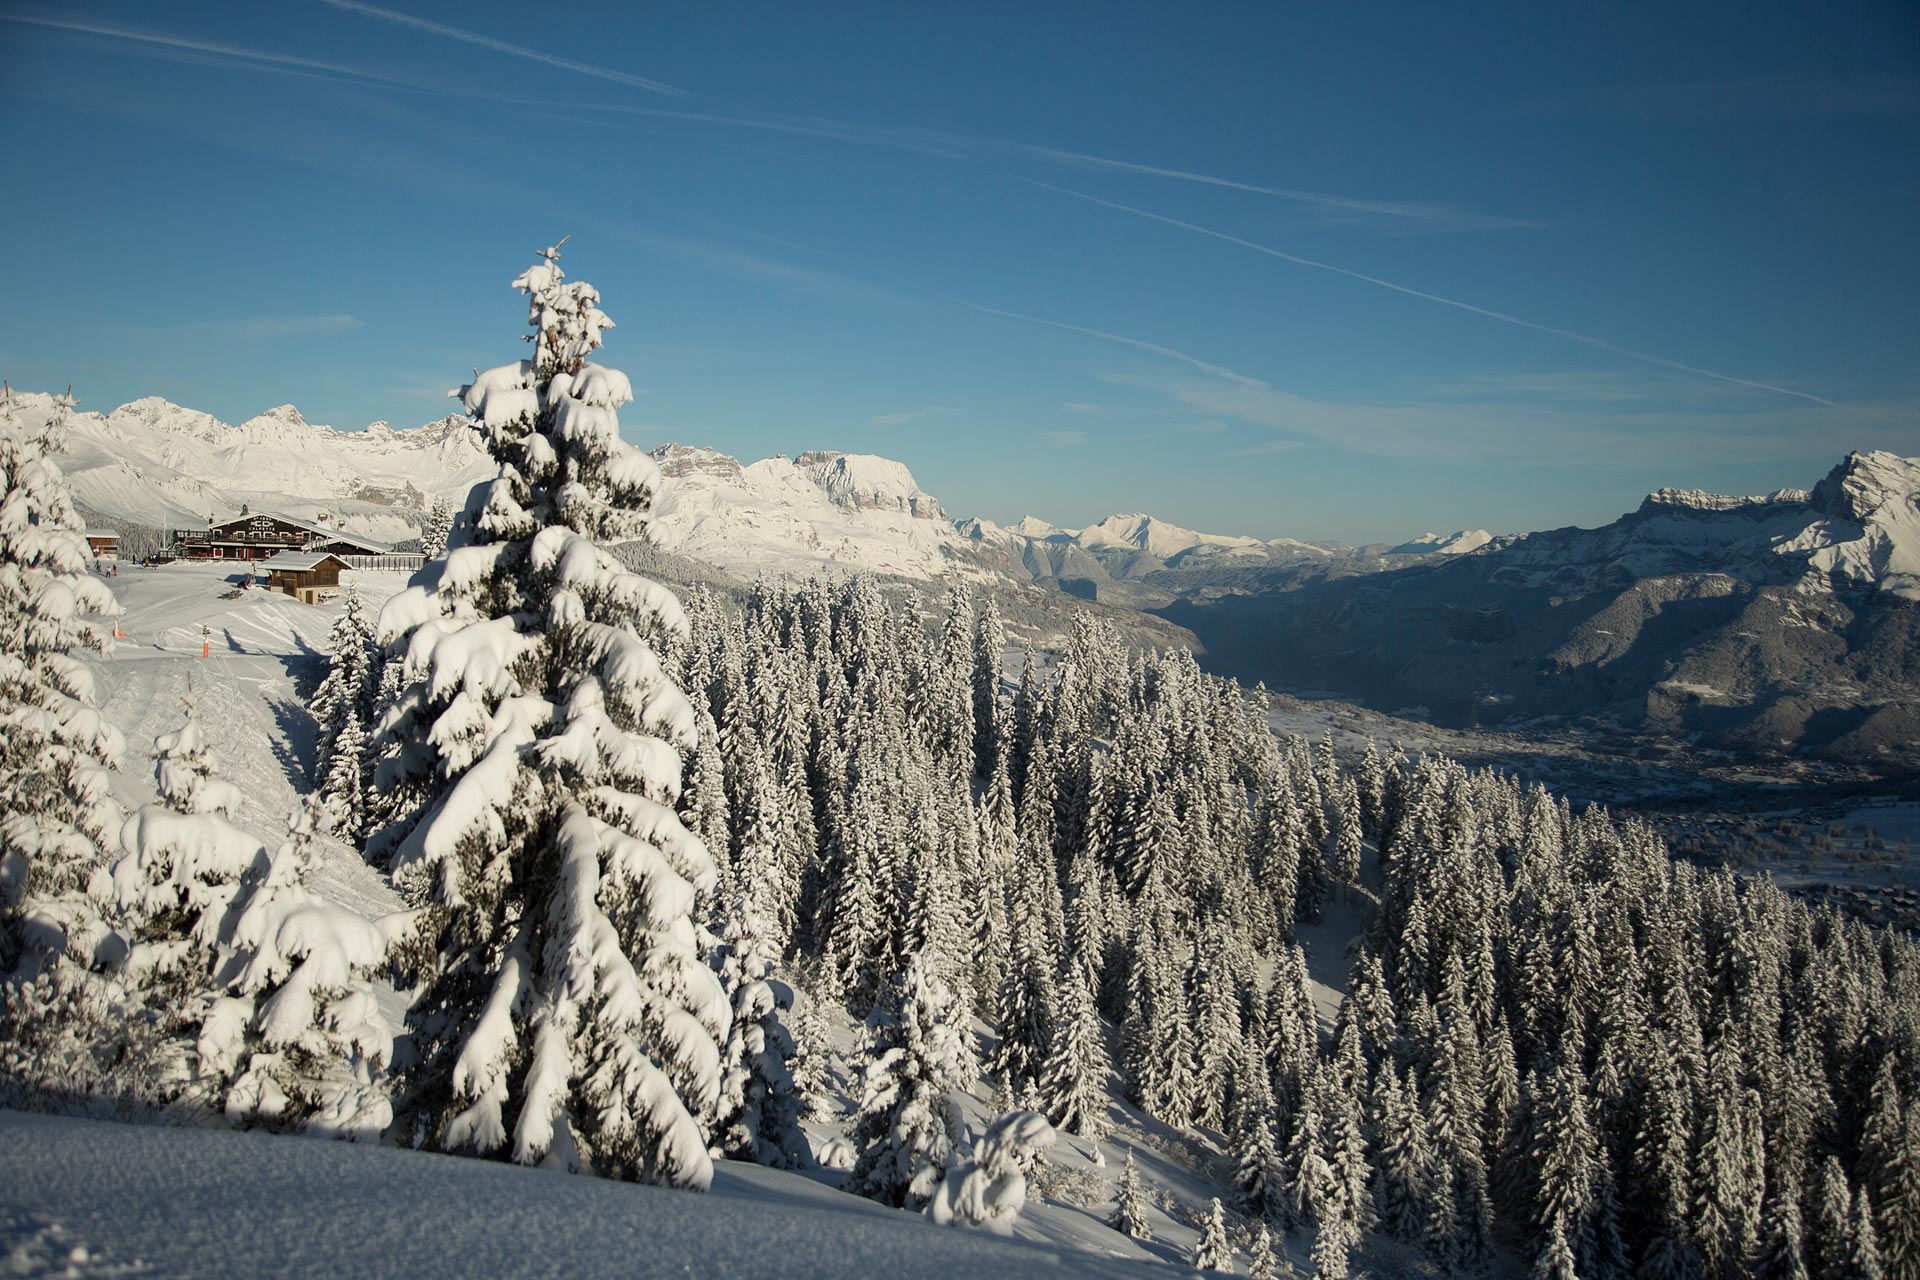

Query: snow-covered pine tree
(848, 950), (972, 1209)
(420, 496), (455, 559)
(108, 697), (269, 1107)
(208, 799), (398, 1138)
(785, 990), (833, 1118)
(1233, 1033), (1288, 1223)
(1039, 957), (1108, 1138)
(1192, 1196), (1235, 1272)
(0, 385), (128, 1099)
(928, 1109), (1056, 1234)
(1755, 1177), (1811, 1280)
(312, 590), (377, 782)
(1847, 1185), (1886, 1280)
(1111, 1147), (1153, 1240)
(374, 245), (727, 1188)
(1247, 1224), (1293, 1280)
(712, 887), (808, 1168)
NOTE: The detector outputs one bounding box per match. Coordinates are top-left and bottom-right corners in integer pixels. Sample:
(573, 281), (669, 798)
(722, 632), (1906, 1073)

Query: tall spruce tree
(374, 245), (727, 1187)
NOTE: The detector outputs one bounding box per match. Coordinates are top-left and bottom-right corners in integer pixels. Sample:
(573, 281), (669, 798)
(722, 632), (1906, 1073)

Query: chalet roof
(84, 529), (120, 539)
(210, 509), (331, 535)
(257, 551), (348, 572)
(302, 529), (396, 554)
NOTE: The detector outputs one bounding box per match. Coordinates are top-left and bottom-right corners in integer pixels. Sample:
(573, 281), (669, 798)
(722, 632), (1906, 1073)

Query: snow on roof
(302, 529), (395, 553)
(257, 551), (347, 572)
(84, 528), (120, 539)
(210, 510), (354, 538)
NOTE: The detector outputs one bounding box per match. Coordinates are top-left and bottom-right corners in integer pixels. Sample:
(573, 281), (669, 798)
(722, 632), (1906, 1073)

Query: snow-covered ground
(93, 562), (404, 924)
(0, 1110), (1172, 1280)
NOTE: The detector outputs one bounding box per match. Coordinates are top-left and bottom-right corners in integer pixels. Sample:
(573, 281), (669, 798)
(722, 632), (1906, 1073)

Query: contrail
(1017, 177), (1891, 419)
(2, 12), (397, 84)
(316, 0), (687, 97)
(937, 297), (1262, 386)
(1011, 145), (1541, 231)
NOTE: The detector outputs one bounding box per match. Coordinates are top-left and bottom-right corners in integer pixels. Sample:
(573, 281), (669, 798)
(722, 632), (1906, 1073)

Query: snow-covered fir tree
(927, 1109), (1056, 1234)
(1039, 956), (1108, 1138)
(1192, 1196), (1235, 1272)
(847, 951), (973, 1209)
(107, 696), (269, 1108)
(311, 587), (380, 842)
(207, 799), (398, 1138)
(1247, 1224), (1292, 1280)
(1111, 1147), (1152, 1240)
(0, 386), (127, 1100)
(712, 888), (807, 1168)
(373, 245), (727, 1188)
(420, 496), (455, 560)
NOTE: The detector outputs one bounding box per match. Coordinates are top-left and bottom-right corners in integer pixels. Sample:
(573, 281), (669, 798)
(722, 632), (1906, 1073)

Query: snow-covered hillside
(1387, 529), (1493, 556)
(0, 1111), (1166, 1280)
(10, 392), (491, 544)
(1481, 450), (1920, 599)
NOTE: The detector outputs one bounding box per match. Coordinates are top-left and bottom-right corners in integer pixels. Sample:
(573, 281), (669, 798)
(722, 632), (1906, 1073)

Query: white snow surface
(93, 562), (404, 926)
(0, 1110), (1168, 1280)
(1388, 529), (1494, 556)
(10, 392), (492, 542)
(646, 444), (990, 582)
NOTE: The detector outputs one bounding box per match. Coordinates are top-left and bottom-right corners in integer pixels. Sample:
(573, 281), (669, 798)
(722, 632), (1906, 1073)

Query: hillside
(1161, 451), (1920, 765)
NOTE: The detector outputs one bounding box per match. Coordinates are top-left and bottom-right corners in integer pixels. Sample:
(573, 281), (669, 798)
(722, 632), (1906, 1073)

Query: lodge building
(171, 505), (424, 574)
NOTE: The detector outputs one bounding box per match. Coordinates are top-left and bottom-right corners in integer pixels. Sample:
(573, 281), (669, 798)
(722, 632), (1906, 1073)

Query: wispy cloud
(16, 7), (1532, 240)
(316, 0), (687, 97)
(241, 314), (364, 338)
(1017, 177), (1905, 424)
(1011, 144), (1542, 232)
(618, 230), (915, 308)
(2, 11), (411, 86)
(1041, 430), (1089, 447)
(1217, 439), (1308, 459)
(869, 405), (960, 427)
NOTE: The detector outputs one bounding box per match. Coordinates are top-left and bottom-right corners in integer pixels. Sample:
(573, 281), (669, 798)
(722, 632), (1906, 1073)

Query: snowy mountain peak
(1078, 512), (1264, 559)
(1812, 449), (1920, 524)
(795, 450), (945, 520)
(1638, 486), (1809, 515)
(1008, 515), (1066, 539)
(954, 515), (1003, 541)
(1389, 529), (1494, 556)
(650, 443), (748, 484)
(238, 404), (314, 434)
(10, 390), (493, 540)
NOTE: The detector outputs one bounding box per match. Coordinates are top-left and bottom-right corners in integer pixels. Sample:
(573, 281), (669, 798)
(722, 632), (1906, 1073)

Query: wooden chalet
(257, 551), (348, 604)
(84, 529), (119, 557)
(174, 507), (333, 562)
(171, 506), (422, 572)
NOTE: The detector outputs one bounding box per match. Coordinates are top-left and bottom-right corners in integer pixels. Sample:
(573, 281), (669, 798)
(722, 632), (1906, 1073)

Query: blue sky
(2, 1), (1916, 544)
